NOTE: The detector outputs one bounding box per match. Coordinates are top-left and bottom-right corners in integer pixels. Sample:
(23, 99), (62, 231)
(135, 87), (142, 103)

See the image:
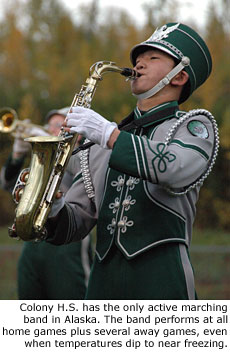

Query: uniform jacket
(50, 101), (216, 261)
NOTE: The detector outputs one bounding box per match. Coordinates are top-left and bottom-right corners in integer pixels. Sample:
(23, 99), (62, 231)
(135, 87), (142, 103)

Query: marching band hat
(130, 22), (212, 103)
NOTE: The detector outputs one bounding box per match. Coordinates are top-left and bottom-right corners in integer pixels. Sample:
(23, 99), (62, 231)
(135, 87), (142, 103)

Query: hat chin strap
(133, 56), (190, 100)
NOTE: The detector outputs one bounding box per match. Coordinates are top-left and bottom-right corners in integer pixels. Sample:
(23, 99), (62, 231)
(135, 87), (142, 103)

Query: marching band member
(1, 108), (92, 299)
(46, 23), (218, 299)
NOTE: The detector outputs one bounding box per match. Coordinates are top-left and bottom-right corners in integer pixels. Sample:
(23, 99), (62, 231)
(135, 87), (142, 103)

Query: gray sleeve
(109, 113), (215, 189)
(152, 114), (215, 188)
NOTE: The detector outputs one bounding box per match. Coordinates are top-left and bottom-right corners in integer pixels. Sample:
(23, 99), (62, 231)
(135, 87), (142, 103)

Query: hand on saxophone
(65, 106), (119, 149)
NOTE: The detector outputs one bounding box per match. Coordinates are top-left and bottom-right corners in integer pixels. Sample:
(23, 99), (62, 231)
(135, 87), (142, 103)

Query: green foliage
(192, 227), (230, 245)
(191, 251), (230, 299)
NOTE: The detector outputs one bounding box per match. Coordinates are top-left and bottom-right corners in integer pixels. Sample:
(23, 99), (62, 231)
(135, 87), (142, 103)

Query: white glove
(66, 106), (117, 149)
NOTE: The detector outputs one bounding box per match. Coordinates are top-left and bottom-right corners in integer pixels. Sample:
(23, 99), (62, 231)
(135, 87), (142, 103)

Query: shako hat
(130, 23), (212, 103)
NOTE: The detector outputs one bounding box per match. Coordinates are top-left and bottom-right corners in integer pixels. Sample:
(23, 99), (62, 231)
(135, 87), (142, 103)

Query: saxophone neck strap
(120, 106), (178, 132)
(72, 140), (94, 155)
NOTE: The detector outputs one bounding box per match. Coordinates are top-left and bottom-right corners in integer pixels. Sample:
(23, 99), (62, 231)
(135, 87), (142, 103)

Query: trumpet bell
(0, 107), (18, 133)
(0, 107), (48, 138)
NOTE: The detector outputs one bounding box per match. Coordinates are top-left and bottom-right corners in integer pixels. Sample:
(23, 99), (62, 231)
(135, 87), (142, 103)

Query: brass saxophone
(9, 61), (137, 241)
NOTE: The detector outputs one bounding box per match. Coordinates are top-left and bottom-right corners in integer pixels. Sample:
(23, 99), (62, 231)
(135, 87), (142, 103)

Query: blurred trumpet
(0, 107), (47, 138)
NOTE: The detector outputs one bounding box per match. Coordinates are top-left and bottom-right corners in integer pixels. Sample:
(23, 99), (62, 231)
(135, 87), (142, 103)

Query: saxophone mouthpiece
(121, 67), (139, 80)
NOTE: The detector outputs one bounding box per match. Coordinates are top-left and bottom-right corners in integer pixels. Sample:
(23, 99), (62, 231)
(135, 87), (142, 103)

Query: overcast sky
(59, 0), (214, 28)
(0, 0), (215, 29)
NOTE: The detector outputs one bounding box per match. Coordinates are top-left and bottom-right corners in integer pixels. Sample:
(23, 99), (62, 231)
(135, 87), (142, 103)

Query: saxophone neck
(90, 61), (138, 80)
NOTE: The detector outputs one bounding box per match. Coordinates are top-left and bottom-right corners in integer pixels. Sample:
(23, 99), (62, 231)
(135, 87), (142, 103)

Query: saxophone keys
(20, 169), (30, 183)
(14, 185), (24, 204)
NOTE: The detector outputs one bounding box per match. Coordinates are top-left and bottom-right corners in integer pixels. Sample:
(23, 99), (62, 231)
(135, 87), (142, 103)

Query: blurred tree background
(0, 0), (229, 231)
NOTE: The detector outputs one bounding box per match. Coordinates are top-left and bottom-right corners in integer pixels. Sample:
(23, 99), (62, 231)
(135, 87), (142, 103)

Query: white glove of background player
(13, 120), (48, 156)
(66, 106), (118, 149)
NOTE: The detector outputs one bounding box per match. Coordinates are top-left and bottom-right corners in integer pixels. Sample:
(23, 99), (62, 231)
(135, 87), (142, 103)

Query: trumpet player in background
(0, 108), (92, 300)
(0, 116), (48, 192)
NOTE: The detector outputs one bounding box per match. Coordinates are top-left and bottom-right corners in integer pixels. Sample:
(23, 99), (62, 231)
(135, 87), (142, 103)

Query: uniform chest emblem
(187, 120), (209, 139)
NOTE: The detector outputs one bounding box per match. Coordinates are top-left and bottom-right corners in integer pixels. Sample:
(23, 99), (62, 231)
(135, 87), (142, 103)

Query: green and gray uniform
(48, 101), (215, 300)
(0, 156), (92, 300)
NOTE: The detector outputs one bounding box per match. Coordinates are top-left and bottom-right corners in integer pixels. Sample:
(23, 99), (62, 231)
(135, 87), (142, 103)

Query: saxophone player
(47, 23), (217, 300)
(1, 108), (92, 299)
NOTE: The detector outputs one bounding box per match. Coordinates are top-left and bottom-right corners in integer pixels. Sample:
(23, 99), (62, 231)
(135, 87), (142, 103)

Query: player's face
(48, 114), (64, 136)
(131, 49), (175, 95)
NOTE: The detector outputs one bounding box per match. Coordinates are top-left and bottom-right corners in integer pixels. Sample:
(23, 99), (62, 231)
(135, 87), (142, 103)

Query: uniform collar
(119, 101), (179, 131)
(134, 101), (178, 120)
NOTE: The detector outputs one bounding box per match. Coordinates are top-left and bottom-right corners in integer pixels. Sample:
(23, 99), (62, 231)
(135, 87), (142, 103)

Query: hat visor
(130, 43), (180, 65)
